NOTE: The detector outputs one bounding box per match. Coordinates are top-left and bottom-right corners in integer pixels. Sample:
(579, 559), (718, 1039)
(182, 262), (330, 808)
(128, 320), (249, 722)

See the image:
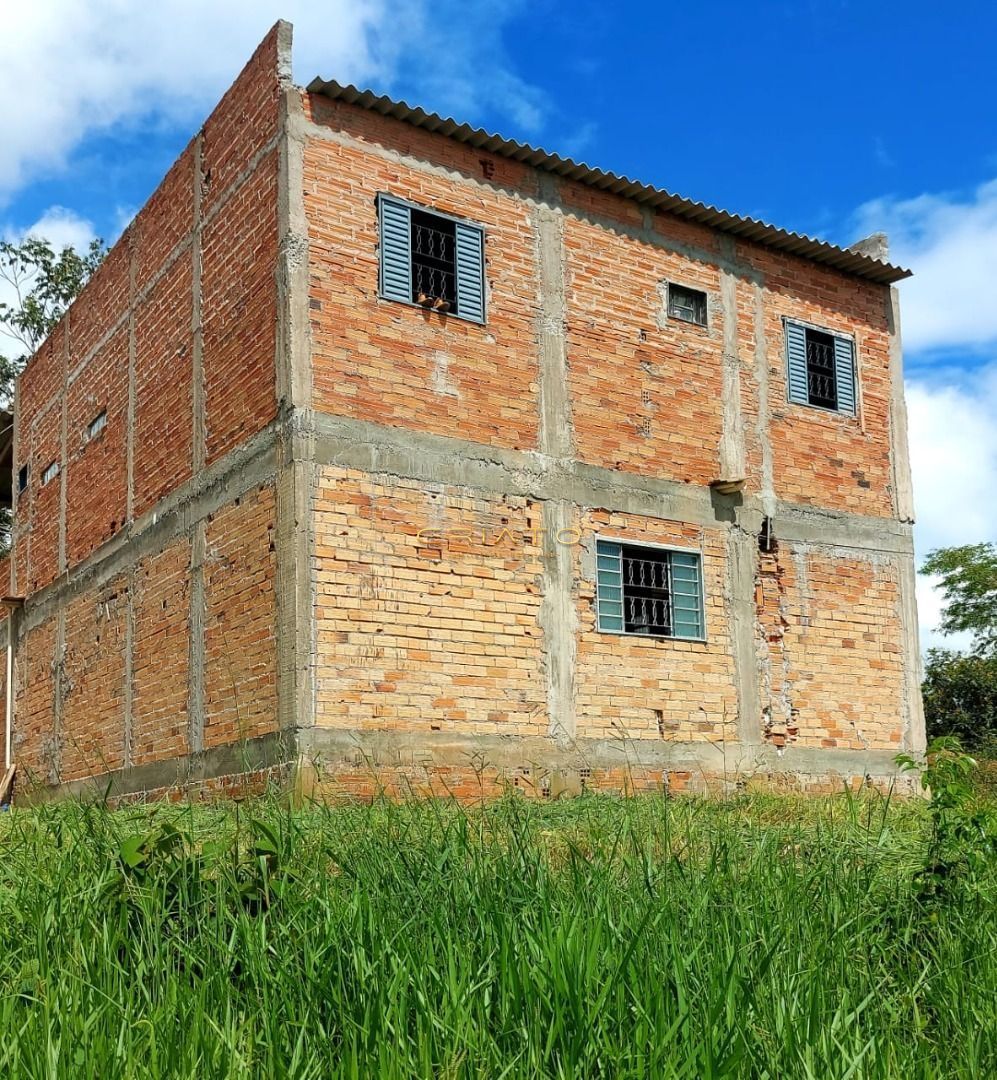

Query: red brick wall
(61, 578), (128, 782)
(14, 618), (57, 782)
(756, 545), (905, 751)
(303, 97), (898, 520)
(133, 255), (193, 517)
(203, 484), (278, 748)
(304, 96), (541, 451)
(132, 540), (191, 766)
(574, 510), (739, 743)
(14, 22), (284, 584)
(203, 162), (279, 463)
(66, 327), (129, 565)
(564, 218), (724, 484)
(314, 468), (547, 735)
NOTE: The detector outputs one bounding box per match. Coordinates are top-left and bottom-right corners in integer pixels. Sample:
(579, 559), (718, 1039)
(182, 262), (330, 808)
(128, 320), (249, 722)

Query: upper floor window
(595, 538), (705, 640)
(41, 460), (59, 486)
(667, 282), (708, 327)
(378, 195), (485, 324)
(86, 410), (107, 441)
(785, 319), (857, 415)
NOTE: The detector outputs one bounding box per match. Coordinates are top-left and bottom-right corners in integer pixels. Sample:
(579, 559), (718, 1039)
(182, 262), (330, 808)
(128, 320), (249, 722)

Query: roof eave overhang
(306, 77), (912, 286)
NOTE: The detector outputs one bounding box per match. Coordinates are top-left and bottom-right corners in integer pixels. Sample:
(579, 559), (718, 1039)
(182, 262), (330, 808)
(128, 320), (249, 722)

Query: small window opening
(411, 208), (457, 314)
(86, 410), (107, 441)
(17, 464), (28, 494)
(667, 283), (708, 327)
(759, 516), (776, 554)
(41, 461), (59, 486)
(804, 327), (838, 410)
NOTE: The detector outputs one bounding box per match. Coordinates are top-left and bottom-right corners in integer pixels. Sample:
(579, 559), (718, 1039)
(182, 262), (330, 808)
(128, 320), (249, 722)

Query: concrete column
(534, 184), (574, 460)
(274, 24), (316, 744)
(717, 245), (746, 485)
(887, 286), (915, 524)
(58, 322), (69, 574)
(188, 520), (206, 754)
(191, 134), (206, 476)
(727, 524), (762, 746)
(540, 500), (577, 742)
(126, 232), (137, 523)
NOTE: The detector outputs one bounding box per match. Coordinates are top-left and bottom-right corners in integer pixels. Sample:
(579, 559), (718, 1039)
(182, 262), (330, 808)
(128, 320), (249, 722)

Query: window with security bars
(378, 195), (485, 323)
(785, 319), (856, 415)
(595, 539), (705, 640)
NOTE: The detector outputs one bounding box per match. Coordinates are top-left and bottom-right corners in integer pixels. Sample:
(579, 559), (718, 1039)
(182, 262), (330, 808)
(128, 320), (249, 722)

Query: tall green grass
(0, 791), (993, 1078)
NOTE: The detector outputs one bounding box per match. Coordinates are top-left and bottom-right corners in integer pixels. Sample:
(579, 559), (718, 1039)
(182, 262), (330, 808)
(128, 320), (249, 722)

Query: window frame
(666, 282), (709, 328)
(86, 410), (107, 442)
(41, 460), (59, 486)
(594, 534), (707, 642)
(783, 316), (858, 417)
(376, 193), (487, 325)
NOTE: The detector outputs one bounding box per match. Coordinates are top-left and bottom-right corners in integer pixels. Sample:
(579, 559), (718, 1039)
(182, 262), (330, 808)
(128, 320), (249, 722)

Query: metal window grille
(411, 208), (457, 313)
(622, 546), (672, 635)
(87, 411), (107, 440)
(596, 540), (704, 639)
(804, 328), (838, 410)
(42, 460), (59, 486)
(667, 283), (707, 326)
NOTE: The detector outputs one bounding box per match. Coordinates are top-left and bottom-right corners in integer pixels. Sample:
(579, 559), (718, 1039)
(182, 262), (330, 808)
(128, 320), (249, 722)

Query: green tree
(0, 235), (107, 404)
(0, 235), (106, 550)
(921, 543), (997, 751)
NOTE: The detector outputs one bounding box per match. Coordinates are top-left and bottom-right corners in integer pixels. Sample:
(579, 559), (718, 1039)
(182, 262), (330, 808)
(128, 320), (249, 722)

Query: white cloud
(0, 2), (545, 205)
(856, 180), (997, 649)
(905, 362), (997, 651)
(854, 179), (997, 354)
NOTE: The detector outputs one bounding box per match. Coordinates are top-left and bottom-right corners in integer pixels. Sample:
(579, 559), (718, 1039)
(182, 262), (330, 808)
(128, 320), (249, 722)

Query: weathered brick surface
(201, 26), (282, 217)
(203, 159), (279, 463)
(61, 578), (127, 782)
(5, 25), (918, 802)
(314, 468), (547, 734)
(750, 250), (895, 517)
(574, 509), (739, 742)
(304, 105), (540, 451)
(66, 326), (129, 565)
(564, 218), (724, 483)
(203, 484), (278, 748)
(133, 254), (193, 516)
(13, 618), (57, 783)
(132, 540), (191, 766)
(755, 545), (905, 751)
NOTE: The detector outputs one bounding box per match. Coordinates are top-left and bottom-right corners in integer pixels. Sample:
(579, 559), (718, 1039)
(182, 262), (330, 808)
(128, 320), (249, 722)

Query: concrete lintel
(299, 726), (912, 783)
(307, 411), (915, 557)
(19, 421), (282, 634)
(17, 729), (297, 805)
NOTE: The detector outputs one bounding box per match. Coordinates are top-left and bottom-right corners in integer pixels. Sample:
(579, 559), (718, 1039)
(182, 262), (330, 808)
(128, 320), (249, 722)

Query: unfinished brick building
(0, 22), (924, 802)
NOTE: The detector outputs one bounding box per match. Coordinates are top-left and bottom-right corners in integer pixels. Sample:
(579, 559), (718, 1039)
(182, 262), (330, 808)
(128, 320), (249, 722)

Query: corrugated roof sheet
(306, 77), (911, 285)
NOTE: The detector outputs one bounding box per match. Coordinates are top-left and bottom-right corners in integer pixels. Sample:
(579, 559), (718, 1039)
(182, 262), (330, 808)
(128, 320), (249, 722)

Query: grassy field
(0, 788), (994, 1078)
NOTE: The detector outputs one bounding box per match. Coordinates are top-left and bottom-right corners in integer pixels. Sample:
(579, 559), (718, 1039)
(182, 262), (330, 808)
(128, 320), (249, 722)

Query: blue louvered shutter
(455, 221), (485, 323)
(596, 540), (624, 632)
(785, 321), (809, 405)
(670, 552), (704, 640)
(833, 335), (856, 415)
(379, 197), (411, 304)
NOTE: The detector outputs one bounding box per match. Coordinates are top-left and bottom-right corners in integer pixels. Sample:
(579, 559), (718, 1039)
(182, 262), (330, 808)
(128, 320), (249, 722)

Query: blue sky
(2, 0), (996, 646)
